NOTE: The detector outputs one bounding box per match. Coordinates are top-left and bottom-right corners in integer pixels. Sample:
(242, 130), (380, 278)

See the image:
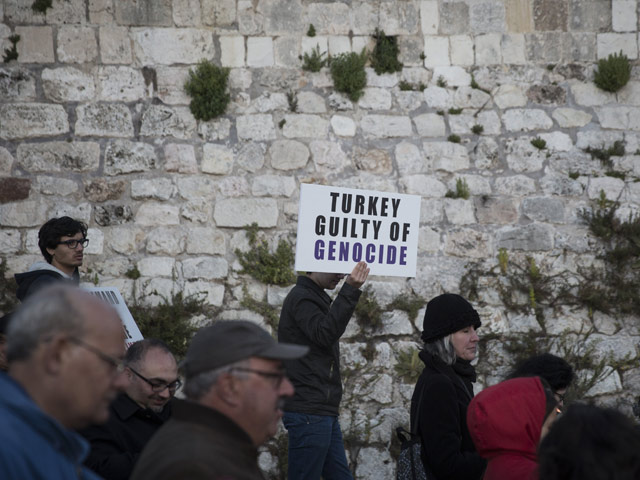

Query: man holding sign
(278, 261), (369, 480)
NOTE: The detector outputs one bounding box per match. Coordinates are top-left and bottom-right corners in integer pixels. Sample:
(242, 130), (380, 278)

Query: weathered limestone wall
(1, 1), (639, 477)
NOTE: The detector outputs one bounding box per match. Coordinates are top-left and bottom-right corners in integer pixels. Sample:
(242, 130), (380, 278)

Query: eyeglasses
(57, 238), (89, 249)
(69, 336), (125, 374)
(128, 366), (182, 393)
(555, 391), (566, 403)
(230, 367), (287, 388)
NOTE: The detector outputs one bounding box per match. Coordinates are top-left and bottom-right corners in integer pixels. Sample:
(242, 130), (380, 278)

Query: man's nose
(280, 376), (295, 397)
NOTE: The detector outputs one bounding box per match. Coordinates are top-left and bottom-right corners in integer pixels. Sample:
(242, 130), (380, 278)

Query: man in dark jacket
(15, 216), (88, 301)
(131, 320), (308, 480)
(278, 261), (369, 480)
(81, 338), (179, 480)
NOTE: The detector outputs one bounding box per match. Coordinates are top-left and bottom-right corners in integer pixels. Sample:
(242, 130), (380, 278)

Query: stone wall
(1, 0), (640, 477)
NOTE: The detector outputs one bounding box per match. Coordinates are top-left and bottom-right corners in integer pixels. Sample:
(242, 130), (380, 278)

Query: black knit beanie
(421, 293), (481, 343)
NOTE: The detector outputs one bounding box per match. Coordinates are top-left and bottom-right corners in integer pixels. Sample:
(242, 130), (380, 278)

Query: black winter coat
(410, 350), (486, 480)
(80, 393), (172, 480)
(278, 275), (361, 416)
(15, 265), (80, 301)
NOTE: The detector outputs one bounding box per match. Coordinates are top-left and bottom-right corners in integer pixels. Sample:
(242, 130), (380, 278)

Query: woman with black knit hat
(409, 293), (487, 480)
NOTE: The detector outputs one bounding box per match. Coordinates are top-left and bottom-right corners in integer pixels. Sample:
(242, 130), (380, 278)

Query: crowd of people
(1, 216), (639, 480)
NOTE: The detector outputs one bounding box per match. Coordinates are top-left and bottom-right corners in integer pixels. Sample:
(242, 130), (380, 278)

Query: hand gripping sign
(295, 184), (421, 277)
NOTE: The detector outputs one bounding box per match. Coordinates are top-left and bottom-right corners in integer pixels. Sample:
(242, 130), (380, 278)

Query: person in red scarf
(466, 376), (559, 480)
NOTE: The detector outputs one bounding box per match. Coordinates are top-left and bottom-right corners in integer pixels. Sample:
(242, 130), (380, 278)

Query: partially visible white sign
(295, 184), (421, 277)
(83, 287), (144, 348)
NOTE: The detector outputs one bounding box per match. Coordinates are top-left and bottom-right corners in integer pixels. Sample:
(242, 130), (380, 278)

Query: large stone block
(213, 198), (278, 227)
(17, 142), (100, 173)
(534, 0), (567, 31)
(498, 224), (554, 251)
(91, 1), (116, 26)
(42, 67), (95, 103)
(597, 33), (638, 59)
(75, 103), (133, 137)
(505, 136), (546, 172)
(164, 143), (198, 174)
(359, 88), (392, 110)
(445, 227), (491, 257)
(220, 36), (245, 68)
(449, 35), (474, 65)
(282, 114), (329, 139)
(97, 66), (146, 102)
(84, 179), (126, 202)
(0, 67), (36, 100)
(37, 177), (78, 197)
(177, 176), (217, 200)
(136, 202), (180, 226)
(361, 115), (412, 138)
(257, 0), (303, 35)
(94, 205), (133, 226)
(379, 2), (420, 35)
(470, 1), (506, 33)
(494, 175), (537, 195)
(0, 201), (46, 227)
(133, 28), (215, 65)
(612, 0), (638, 32)
(423, 36), (450, 66)
(570, 82), (615, 107)
(273, 36), (299, 67)
(202, 0), (236, 26)
(185, 227), (226, 255)
(440, 2), (469, 35)
(444, 200), (476, 225)
(15, 26), (54, 63)
(236, 143), (266, 172)
(251, 175), (296, 197)
(99, 27), (133, 64)
(145, 226), (185, 254)
(503, 109), (553, 131)
(236, 114), (276, 141)
(131, 178), (176, 200)
(424, 142), (470, 171)
(569, 0), (612, 32)
(305, 2), (350, 35)
(525, 32), (562, 62)
(0, 229), (20, 254)
(155, 66), (190, 105)
(505, 0), (533, 33)
(104, 140), (157, 175)
(57, 26), (98, 63)
(183, 281), (225, 306)
(596, 107), (640, 131)
(563, 32), (597, 62)
(269, 140), (309, 170)
(552, 107), (592, 127)
(502, 33), (527, 64)
(475, 33), (502, 65)
(521, 197), (566, 222)
(475, 197), (519, 224)
(140, 105), (197, 140)
(246, 37), (274, 67)
(0, 104), (69, 139)
(202, 144), (234, 174)
(0, 178), (30, 204)
(353, 147), (392, 174)
(115, 0), (172, 26)
(138, 256), (175, 277)
(330, 115), (356, 137)
(413, 113), (446, 137)
(309, 140), (348, 172)
(420, 1), (439, 35)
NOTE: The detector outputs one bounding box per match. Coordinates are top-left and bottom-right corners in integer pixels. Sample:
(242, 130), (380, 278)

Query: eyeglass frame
(56, 238), (89, 249)
(230, 367), (287, 388)
(128, 366), (182, 393)
(554, 391), (566, 403)
(68, 336), (126, 375)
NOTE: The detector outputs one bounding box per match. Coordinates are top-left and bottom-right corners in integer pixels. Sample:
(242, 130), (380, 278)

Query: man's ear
(42, 334), (71, 375)
(216, 373), (243, 407)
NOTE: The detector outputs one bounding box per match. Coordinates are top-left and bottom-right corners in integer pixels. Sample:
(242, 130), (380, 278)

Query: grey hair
(182, 358), (250, 400)
(423, 334), (457, 366)
(7, 284), (86, 363)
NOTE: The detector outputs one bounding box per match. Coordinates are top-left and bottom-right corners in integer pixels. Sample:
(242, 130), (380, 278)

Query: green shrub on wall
(184, 59), (230, 121)
(330, 49), (368, 102)
(370, 28), (402, 75)
(593, 51), (631, 93)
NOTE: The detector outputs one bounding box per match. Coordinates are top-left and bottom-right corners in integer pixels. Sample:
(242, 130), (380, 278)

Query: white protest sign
(83, 287), (144, 348)
(295, 184), (421, 277)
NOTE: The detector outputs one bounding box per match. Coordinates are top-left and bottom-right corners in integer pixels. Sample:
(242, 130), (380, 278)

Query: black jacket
(80, 393), (172, 480)
(15, 263), (80, 301)
(410, 351), (486, 480)
(131, 399), (265, 480)
(278, 275), (361, 416)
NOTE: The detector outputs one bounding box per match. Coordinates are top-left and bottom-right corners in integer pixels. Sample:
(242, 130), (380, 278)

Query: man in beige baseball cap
(131, 320), (308, 480)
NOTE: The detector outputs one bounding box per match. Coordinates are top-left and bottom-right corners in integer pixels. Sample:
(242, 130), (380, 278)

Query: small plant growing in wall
(330, 49), (368, 102)
(395, 348), (423, 384)
(235, 223), (296, 286)
(436, 76), (447, 87)
(184, 59), (230, 121)
(286, 90), (298, 112)
(355, 286), (384, 330)
(307, 24), (316, 37)
(32, 0), (52, 13)
(448, 107), (462, 115)
(2, 34), (19, 63)
(301, 45), (327, 72)
(125, 266), (141, 280)
(531, 137), (546, 150)
(445, 178), (470, 199)
(370, 28), (403, 75)
(447, 134), (461, 144)
(593, 51), (631, 93)
(585, 140), (625, 168)
(471, 124), (484, 135)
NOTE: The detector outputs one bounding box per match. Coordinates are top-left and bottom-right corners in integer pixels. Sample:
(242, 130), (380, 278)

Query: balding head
(7, 285), (128, 429)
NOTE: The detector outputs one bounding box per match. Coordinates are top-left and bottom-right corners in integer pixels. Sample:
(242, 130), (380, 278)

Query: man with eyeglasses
(15, 216), (89, 301)
(131, 320), (308, 480)
(81, 338), (179, 480)
(0, 284), (128, 479)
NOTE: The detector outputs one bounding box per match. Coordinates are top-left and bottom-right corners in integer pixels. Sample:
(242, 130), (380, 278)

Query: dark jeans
(282, 412), (353, 480)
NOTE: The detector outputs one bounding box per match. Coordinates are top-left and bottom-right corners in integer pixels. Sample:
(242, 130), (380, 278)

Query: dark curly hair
(539, 403), (640, 480)
(507, 353), (574, 392)
(38, 217), (88, 264)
